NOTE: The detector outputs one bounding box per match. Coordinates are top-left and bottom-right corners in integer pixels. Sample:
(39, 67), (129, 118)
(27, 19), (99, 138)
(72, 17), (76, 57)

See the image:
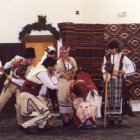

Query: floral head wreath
(58, 45), (70, 60)
(59, 45), (70, 53)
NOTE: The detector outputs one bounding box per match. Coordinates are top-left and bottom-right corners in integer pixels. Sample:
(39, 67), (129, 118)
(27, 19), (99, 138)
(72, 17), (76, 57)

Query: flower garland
(18, 15), (61, 40)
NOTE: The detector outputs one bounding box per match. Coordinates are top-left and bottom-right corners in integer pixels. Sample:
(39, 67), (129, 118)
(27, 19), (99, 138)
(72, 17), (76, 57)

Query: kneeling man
(19, 57), (58, 134)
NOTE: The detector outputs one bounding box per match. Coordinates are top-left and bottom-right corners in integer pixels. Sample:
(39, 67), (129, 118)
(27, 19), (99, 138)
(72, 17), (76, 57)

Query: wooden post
(104, 72), (108, 127)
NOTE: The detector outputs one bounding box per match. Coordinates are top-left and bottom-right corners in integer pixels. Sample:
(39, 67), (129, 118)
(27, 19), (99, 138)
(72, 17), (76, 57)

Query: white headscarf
(38, 46), (56, 65)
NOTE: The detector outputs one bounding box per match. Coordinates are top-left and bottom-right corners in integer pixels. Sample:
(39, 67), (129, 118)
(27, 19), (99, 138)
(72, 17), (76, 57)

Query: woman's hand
(65, 75), (71, 80)
(76, 80), (85, 85)
(59, 74), (71, 80)
(87, 85), (93, 90)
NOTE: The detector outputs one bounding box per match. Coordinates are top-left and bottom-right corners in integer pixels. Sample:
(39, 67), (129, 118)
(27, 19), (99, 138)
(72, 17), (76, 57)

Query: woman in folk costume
(70, 71), (102, 128)
(101, 41), (136, 126)
(55, 45), (77, 126)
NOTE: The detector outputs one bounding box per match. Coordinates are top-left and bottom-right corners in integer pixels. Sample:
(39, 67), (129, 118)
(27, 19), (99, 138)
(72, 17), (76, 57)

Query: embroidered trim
(60, 57), (75, 75)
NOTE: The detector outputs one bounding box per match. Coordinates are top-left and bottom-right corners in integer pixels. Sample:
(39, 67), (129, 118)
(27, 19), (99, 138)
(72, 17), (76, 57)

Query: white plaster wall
(0, 0), (83, 43)
(82, 0), (140, 24)
(1, 0), (140, 43)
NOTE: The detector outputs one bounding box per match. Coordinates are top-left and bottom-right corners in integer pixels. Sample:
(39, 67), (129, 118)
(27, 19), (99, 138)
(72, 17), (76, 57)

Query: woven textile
(58, 23), (105, 87)
(58, 23), (140, 100)
(104, 24), (140, 100)
(106, 73), (123, 114)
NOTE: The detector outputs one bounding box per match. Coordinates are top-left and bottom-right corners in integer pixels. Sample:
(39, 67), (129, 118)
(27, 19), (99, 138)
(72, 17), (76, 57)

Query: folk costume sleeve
(11, 65), (33, 86)
(4, 55), (21, 69)
(101, 56), (106, 74)
(3, 61), (13, 69)
(37, 71), (58, 90)
(55, 60), (61, 78)
(122, 56), (136, 76)
(70, 57), (77, 71)
(4, 55), (33, 86)
(11, 78), (25, 86)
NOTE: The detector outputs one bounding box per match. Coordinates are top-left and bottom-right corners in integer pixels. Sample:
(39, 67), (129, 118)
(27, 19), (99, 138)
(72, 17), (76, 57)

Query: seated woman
(69, 71), (102, 128)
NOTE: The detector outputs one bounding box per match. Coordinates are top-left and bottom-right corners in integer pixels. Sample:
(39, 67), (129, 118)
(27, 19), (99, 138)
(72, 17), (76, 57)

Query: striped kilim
(58, 23), (105, 88)
(58, 22), (140, 100)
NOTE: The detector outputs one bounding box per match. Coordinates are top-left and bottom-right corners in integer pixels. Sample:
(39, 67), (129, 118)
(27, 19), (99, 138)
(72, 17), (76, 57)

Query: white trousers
(0, 83), (23, 124)
(21, 92), (51, 127)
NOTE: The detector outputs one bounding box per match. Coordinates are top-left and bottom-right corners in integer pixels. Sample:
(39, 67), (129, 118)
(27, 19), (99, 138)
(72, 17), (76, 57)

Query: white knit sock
(38, 124), (45, 129)
(22, 124), (28, 128)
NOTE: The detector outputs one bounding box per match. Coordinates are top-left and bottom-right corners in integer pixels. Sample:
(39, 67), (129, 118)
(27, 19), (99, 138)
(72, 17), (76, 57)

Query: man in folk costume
(0, 48), (35, 125)
(38, 46), (58, 127)
(19, 57), (58, 134)
(101, 41), (136, 126)
(70, 71), (102, 128)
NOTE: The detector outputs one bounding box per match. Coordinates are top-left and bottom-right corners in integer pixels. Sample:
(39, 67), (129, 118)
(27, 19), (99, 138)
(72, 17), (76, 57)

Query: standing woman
(56, 45), (77, 126)
(101, 41), (136, 126)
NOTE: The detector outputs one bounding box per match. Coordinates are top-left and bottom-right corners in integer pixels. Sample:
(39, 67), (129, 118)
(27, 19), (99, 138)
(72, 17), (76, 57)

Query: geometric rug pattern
(104, 24), (140, 100)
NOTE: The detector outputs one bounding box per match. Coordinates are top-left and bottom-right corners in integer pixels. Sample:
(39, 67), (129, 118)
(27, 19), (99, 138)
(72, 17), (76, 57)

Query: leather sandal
(107, 119), (115, 126)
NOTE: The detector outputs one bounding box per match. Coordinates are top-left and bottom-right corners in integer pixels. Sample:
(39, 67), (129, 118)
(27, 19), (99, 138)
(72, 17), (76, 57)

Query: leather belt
(23, 84), (40, 91)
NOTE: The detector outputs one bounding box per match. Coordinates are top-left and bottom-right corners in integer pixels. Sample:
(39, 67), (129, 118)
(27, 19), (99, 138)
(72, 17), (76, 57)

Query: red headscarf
(76, 71), (98, 93)
(70, 71), (98, 97)
(58, 45), (70, 60)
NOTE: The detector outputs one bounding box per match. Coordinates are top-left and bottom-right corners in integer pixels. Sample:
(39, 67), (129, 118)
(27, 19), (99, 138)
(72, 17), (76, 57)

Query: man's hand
(41, 94), (46, 97)
(119, 70), (125, 74)
(56, 89), (58, 94)
(41, 94), (50, 102)
(0, 67), (5, 72)
(7, 75), (12, 81)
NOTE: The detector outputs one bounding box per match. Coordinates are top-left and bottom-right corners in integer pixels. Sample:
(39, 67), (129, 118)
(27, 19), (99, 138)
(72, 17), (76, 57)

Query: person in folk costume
(101, 41), (136, 126)
(19, 57), (58, 134)
(55, 45), (77, 126)
(38, 46), (58, 127)
(70, 71), (102, 128)
(0, 48), (35, 125)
